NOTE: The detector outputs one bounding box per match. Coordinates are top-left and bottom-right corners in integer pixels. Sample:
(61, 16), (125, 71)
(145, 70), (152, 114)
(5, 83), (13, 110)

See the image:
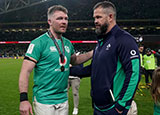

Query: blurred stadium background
(0, 0), (160, 58)
(0, 0), (159, 115)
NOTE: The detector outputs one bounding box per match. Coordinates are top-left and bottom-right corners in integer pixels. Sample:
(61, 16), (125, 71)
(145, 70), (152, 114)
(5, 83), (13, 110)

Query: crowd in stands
(0, 43), (95, 58)
(0, 44), (28, 58)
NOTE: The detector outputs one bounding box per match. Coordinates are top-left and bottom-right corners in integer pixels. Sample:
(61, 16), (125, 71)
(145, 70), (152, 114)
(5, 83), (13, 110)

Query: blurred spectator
(151, 67), (160, 115)
(138, 43), (144, 74)
(143, 48), (156, 86)
(68, 52), (81, 115)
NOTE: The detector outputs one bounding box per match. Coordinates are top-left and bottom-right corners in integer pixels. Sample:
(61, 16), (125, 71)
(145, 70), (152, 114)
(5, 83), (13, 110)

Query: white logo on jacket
(130, 50), (138, 59)
(106, 44), (111, 50)
(130, 50), (136, 55)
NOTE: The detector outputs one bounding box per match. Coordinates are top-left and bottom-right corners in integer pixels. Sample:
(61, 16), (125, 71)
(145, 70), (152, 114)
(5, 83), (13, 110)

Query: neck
(105, 21), (116, 34)
(49, 27), (62, 39)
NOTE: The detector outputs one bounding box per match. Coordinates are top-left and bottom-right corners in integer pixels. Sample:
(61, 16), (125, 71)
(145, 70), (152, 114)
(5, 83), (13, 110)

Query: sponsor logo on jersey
(27, 44), (35, 54)
(50, 46), (57, 52)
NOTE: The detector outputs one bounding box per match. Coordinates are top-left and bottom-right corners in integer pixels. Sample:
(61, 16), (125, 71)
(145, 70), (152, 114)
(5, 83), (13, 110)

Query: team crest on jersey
(50, 46), (57, 52)
(65, 46), (70, 53)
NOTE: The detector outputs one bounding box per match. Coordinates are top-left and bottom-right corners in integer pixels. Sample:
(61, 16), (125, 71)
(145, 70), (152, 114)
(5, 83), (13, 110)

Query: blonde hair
(47, 5), (68, 20)
(151, 67), (160, 104)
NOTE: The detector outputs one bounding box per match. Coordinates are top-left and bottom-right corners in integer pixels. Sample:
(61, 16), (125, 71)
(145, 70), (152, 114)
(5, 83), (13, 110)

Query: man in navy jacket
(70, 1), (140, 115)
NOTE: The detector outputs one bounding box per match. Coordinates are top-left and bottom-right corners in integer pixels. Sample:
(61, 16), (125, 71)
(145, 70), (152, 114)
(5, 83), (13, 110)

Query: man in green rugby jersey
(19, 5), (93, 115)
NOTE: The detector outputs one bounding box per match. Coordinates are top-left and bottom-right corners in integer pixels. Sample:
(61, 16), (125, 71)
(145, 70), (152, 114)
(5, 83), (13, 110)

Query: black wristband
(20, 92), (28, 102)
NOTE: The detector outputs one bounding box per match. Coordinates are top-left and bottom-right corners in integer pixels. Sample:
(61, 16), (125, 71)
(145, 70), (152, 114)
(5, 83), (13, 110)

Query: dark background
(0, 0), (160, 57)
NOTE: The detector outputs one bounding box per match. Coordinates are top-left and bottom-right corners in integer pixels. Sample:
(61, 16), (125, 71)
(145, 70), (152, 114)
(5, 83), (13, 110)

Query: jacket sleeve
(70, 64), (91, 78)
(115, 34), (140, 111)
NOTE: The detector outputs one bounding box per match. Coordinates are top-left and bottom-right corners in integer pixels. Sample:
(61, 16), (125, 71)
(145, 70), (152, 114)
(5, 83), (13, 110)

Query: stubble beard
(95, 23), (108, 35)
(54, 28), (67, 35)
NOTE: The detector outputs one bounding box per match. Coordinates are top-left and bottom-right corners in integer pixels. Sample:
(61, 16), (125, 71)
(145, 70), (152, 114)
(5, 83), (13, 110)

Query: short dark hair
(138, 43), (144, 48)
(47, 5), (68, 20)
(145, 48), (151, 53)
(93, 1), (116, 19)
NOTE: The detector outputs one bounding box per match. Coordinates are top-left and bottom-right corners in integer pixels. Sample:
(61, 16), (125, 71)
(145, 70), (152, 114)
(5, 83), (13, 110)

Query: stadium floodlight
(139, 27), (144, 30)
(123, 27), (128, 30)
(156, 27), (160, 30)
(91, 27), (95, 30)
(131, 27), (136, 30)
(83, 28), (88, 31)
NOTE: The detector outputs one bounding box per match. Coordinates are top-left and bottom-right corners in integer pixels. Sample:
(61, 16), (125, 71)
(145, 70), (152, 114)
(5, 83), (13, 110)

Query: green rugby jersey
(26, 32), (74, 104)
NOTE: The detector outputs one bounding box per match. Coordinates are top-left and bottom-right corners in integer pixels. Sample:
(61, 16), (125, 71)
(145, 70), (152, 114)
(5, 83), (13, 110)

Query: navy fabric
(70, 25), (140, 112)
(94, 107), (129, 115)
(91, 25), (140, 107)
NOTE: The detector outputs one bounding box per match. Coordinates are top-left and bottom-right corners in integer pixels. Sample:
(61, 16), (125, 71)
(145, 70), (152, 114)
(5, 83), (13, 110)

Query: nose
(62, 18), (68, 25)
(94, 19), (98, 25)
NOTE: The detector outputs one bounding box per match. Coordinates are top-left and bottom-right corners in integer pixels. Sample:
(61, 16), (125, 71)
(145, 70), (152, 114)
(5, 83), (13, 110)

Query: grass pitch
(0, 59), (153, 115)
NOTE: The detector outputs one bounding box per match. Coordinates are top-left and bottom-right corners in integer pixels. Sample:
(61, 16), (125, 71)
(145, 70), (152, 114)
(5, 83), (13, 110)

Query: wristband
(20, 92), (28, 102)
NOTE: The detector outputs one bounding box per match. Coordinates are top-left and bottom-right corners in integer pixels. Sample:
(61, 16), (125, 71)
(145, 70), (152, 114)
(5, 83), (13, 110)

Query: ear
(108, 13), (114, 22)
(48, 19), (51, 25)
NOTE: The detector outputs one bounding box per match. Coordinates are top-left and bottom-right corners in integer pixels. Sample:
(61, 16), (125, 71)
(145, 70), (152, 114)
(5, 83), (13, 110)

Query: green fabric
(118, 59), (139, 107)
(143, 54), (156, 70)
(113, 58), (139, 107)
(94, 104), (115, 111)
(113, 58), (125, 101)
(154, 103), (160, 115)
(98, 39), (103, 46)
(26, 32), (74, 104)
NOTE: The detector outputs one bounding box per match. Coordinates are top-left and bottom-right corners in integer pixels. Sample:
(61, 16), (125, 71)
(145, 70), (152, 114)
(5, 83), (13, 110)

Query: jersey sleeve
(70, 42), (75, 55)
(25, 39), (41, 62)
(115, 34), (140, 111)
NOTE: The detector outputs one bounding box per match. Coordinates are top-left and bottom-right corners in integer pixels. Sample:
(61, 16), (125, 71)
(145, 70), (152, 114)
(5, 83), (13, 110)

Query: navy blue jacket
(70, 25), (140, 111)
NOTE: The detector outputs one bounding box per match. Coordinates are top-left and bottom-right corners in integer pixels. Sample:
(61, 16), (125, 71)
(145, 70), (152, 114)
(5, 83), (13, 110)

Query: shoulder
(62, 36), (73, 49)
(115, 29), (137, 47)
(143, 55), (147, 58)
(31, 32), (49, 45)
(116, 29), (135, 42)
(62, 36), (75, 54)
(62, 36), (72, 44)
(32, 32), (48, 42)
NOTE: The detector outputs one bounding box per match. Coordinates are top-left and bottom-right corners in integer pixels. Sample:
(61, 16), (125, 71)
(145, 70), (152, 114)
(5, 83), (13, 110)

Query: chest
(40, 40), (72, 65)
(93, 38), (117, 63)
